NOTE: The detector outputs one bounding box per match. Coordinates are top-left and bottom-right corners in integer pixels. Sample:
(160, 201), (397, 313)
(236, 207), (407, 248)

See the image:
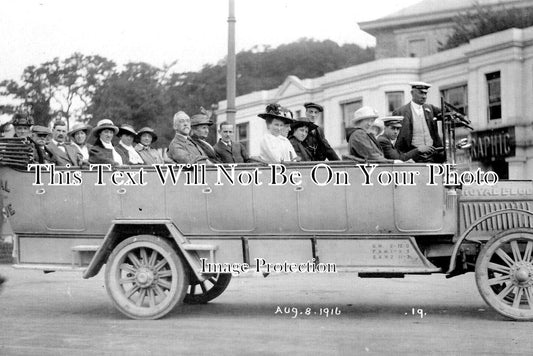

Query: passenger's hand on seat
(418, 145), (434, 153)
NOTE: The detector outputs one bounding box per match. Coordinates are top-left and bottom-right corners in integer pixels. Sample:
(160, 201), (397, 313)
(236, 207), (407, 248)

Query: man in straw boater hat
(168, 111), (209, 164)
(346, 106), (402, 163)
(302, 102), (339, 161)
(68, 123), (93, 166)
(288, 117), (318, 161)
(115, 124), (145, 165)
(392, 81), (444, 162)
(258, 103), (298, 163)
(190, 111), (221, 163)
(135, 127), (164, 164)
(89, 119), (123, 166)
(377, 116), (419, 162)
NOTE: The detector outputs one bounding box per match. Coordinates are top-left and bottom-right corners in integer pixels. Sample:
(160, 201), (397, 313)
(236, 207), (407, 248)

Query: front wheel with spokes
(475, 228), (533, 320)
(105, 235), (189, 319)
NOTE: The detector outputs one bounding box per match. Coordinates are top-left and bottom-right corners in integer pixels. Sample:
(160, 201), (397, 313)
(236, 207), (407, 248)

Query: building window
(407, 38), (427, 57)
(341, 100), (362, 128)
(441, 85), (468, 115)
(386, 91), (404, 114)
(236, 122), (249, 152)
(486, 71), (501, 120)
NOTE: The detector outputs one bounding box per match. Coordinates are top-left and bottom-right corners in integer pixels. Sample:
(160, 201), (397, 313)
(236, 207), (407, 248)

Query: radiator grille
(460, 202), (533, 231)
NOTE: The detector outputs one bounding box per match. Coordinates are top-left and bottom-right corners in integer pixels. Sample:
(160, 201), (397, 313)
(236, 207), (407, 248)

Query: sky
(0, 0), (423, 82)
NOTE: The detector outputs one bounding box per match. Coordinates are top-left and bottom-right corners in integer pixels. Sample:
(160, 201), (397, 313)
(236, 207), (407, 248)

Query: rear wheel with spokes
(476, 228), (533, 320)
(184, 273), (232, 304)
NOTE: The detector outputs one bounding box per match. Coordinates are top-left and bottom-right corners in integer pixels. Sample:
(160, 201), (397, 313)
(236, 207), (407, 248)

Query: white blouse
(259, 132), (297, 163)
(102, 141), (123, 165)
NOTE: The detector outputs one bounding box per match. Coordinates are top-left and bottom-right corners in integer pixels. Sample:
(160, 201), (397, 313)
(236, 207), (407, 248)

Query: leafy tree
(439, 2), (533, 51)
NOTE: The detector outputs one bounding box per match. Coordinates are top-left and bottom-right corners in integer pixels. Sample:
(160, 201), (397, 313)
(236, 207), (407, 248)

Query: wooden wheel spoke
(127, 252), (142, 268)
(154, 258), (168, 272)
(495, 248), (516, 267)
(487, 275), (511, 286)
(497, 283), (515, 301)
(525, 287), (533, 310)
(140, 248), (149, 265)
(200, 282), (207, 293)
(148, 288), (156, 308)
(136, 288), (147, 306)
(190, 284), (196, 295)
(153, 284), (166, 299)
(119, 277), (136, 285)
(208, 277), (217, 285)
(125, 285), (140, 299)
(487, 262), (511, 274)
(523, 241), (533, 263)
(119, 263), (136, 274)
(157, 270), (172, 278)
(512, 287), (524, 309)
(157, 279), (172, 290)
(510, 241), (522, 262)
(148, 250), (158, 268)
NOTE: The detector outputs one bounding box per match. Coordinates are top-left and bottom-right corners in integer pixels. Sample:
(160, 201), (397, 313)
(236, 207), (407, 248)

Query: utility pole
(226, 0), (236, 126)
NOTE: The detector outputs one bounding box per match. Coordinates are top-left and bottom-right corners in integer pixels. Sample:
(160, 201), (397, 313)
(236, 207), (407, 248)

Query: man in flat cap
(168, 111), (209, 164)
(301, 102), (339, 161)
(29, 125), (52, 163)
(377, 116), (418, 162)
(392, 82), (444, 162)
(190, 113), (221, 163)
(46, 120), (82, 166)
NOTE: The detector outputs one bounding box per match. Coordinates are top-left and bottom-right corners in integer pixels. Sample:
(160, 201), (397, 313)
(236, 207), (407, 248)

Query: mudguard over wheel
(184, 273), (232, 304)
(105, 235), (189, 319)
(475, 228), (533, 320)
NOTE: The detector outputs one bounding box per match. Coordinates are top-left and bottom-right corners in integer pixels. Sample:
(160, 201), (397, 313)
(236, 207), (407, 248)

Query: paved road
(0, 265), (531, 355)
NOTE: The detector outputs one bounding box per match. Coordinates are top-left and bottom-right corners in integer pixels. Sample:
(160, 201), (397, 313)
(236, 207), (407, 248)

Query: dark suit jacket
(377, 135), (419, 161)
(304, 127), (340, 161)
(191, 135), (221, 163)
(213, 140), (249, 163)
(392, 102), (443, 153)
(346, 127), (392, 163)
(114, 143), (146, 165)
(89, 139), (119, 166)
(46, 141), (81, 166)
(168, 134), (207, 164)
(289, 137), (314, 161)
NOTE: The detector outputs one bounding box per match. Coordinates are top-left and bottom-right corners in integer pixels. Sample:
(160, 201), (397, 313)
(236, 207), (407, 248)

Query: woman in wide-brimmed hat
(258, 104), (299, 163)
(288, 118), (318, 161)
(68, 123), (93, 164)
(135, 126), (164, 165)
(88, 119), (123, 166)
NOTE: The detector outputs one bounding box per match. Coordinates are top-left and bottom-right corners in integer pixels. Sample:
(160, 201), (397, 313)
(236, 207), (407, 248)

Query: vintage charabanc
(1, 102), (533, 320)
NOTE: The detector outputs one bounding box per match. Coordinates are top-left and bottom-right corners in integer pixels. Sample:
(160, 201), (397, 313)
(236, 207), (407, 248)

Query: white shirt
(73, 143), (89, 160)
(52, 139), (66, 153)
(102, 141), (123, 165)
(410, 101), (432, 147)
(119, 141), (144, 164)
(259, 132), (296, 163)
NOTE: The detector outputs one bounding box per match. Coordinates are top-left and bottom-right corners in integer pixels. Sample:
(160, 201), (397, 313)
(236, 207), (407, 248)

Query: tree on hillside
(439, 2), (533, 51)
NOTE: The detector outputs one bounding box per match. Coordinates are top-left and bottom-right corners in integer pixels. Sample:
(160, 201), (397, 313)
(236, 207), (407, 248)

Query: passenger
(368, 118), (384, 139)
(346, 106), (401, 163)
(377, 116), (418, 162)
(168, 111), (209, 164)
(288, 117), (317, 162)
(190, 114), (221, 163)
(115, 124), (145, 165)
(393, 81), (444, 162)
(302, 102), (340, 161)
(135, 127), (165, 165)
(0, 122), (15, 138)
(12, 113), (33, 139)
(46, 120), (82, 166)
(29, 125), (52, 164)
(213, 122), (250, 163)
(68, 123), (93, 166)
(258, 104), (298, 163)
(89, 119), (123, 166)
